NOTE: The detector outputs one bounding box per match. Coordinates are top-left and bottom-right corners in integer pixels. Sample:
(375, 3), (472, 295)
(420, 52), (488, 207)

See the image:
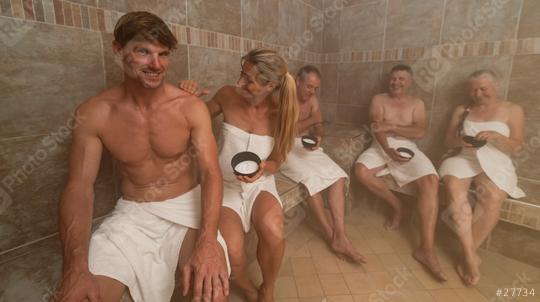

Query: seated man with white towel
(354, 64), (447, 281)
(439, 69), (525, 286)
(279, 65), (367, 263)
(52, 12), (229, 302)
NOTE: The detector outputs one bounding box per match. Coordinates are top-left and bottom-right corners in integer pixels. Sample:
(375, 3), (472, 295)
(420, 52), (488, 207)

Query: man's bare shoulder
(372, 93), (389, 104)
(76, 85), (122, 124)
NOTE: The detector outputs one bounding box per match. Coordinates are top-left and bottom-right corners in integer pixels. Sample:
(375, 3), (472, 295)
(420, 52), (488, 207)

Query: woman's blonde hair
(241, 48), (299, 162)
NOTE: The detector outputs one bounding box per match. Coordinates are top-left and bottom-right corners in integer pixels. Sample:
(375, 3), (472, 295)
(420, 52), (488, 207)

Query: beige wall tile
(321, 63), (338, 103)
(340, 1), (385, 51)
(0, 137), (117, 251)
(242, 0), (279, 44)
(385, 0), (444, 49)
(338, 62), (382, 107)
(0, 19), (104, 138)
(99, 0), (187, 24)
(517, 0), (540, 39)
(320, 102), (337, 122)
(279, 0), (308, 47)
(508, 55), (540, 119)
(335, 105), (370, 126)
(305, 5), (324, 52)
(188, 0), (240, 35)
(187, 46), (241, 102)
(322, 0), (341, 53)
(518, 179), (540, 206)
(514, 119), (540, 180)
(441, 0), (522, 44)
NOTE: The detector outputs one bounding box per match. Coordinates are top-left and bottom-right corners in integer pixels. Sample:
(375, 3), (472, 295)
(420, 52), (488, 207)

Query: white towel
(219, 123), (282, 232)
(280, 138), (348, 196)
(356, 136), (438, 187)
(439, 120), (525, 198)
(88, 185), (230, 302)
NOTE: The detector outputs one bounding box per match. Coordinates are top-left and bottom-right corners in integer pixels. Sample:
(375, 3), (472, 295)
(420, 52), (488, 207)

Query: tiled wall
(318, 0), (540, 209)
(0, 0), (323, 258)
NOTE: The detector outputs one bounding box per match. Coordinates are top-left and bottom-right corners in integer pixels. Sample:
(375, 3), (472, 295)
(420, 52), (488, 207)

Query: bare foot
(384, 210), (403, 230)
(257, 284), (273, 302)
(457, 253), (481, 286)
(331, 233), (368, 264)
(413, 249), (448, 282)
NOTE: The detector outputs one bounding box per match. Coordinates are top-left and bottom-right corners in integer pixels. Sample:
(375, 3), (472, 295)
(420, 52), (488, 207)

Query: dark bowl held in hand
(396, 147), (415, 160)
(301, 135), (318, 149)
(462, 135), (487, 148)
(231, 151), (261, 178)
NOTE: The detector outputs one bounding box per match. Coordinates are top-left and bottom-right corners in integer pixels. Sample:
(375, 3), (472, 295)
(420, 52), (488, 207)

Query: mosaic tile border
(322, 38), (540, 64)
(0, 0), (321, 63)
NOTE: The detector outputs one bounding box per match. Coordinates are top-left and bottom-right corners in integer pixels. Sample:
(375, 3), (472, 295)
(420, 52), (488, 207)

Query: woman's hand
(236, 161), (266, 183)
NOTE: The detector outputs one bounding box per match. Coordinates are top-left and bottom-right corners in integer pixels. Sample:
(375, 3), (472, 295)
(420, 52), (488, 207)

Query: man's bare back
(80, 83), (203, 201)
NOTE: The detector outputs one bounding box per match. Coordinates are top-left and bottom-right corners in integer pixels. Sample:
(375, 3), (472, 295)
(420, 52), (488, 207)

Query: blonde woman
(182, 48), (298, 301)
(440, 70), (525, 286)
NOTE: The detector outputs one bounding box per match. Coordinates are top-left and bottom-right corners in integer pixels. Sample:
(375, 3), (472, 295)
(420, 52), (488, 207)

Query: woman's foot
(456, 253), (481, 286)
(384, 208), (403, 230)
(413, 248), (448, 281)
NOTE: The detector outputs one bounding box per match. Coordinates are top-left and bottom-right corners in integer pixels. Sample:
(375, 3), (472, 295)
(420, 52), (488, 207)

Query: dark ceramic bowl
(462, 135), (487, 148)
(231, 151), (261, 177)
(301, 135), (318, 149)
(396, 147), (415, 160)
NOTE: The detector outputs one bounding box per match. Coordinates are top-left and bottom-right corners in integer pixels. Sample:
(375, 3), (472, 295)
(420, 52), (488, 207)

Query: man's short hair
(390, 64), (413, 76)
(296, 65), (321, 81)
(114, 11), (177, 50)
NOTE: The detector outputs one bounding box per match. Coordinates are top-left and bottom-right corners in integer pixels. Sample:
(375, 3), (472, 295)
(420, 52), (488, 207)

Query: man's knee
(475, 186), (505, 210)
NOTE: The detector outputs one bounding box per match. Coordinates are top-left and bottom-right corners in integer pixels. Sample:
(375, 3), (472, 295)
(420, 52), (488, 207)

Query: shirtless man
(279, 65), (366, 263)
(354, 64), (447, 281)
(52, 12), (228, 302)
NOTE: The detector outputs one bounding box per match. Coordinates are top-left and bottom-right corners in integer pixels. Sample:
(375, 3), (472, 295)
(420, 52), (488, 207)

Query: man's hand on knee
(181, 237), (229, 301)
(51, 269), (101, 302)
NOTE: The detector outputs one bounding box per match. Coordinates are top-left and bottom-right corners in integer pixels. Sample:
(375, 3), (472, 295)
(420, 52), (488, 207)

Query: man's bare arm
(55, 103), (103, 301)
(182, 98), (228, 300)
(297, 100), (324, 136)
(388, 99), (426, 139)
(370, 96), (391, 151)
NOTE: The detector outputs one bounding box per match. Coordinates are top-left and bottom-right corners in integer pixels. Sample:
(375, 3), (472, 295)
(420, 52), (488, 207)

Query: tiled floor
(228, 202), (540, 301)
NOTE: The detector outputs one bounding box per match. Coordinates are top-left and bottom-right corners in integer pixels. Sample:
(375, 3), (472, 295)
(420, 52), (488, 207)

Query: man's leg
(471, 173), (506, 250)
(306, 192), (334, 241)
(325, 177), (367, 263)
(94, 276), (126, 302)
(218, 208), (257, 302)
(251, 192), (285, 302)
(354, 163), (403, 229)
(442, 175), (479, 285)
(413, 174), (447, 281)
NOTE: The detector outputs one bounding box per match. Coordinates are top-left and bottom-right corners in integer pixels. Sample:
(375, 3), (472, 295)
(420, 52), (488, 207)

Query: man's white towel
(88, 185), (230, 302)
(280, 137), (348, 196)
(355, 136), (438, 187)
